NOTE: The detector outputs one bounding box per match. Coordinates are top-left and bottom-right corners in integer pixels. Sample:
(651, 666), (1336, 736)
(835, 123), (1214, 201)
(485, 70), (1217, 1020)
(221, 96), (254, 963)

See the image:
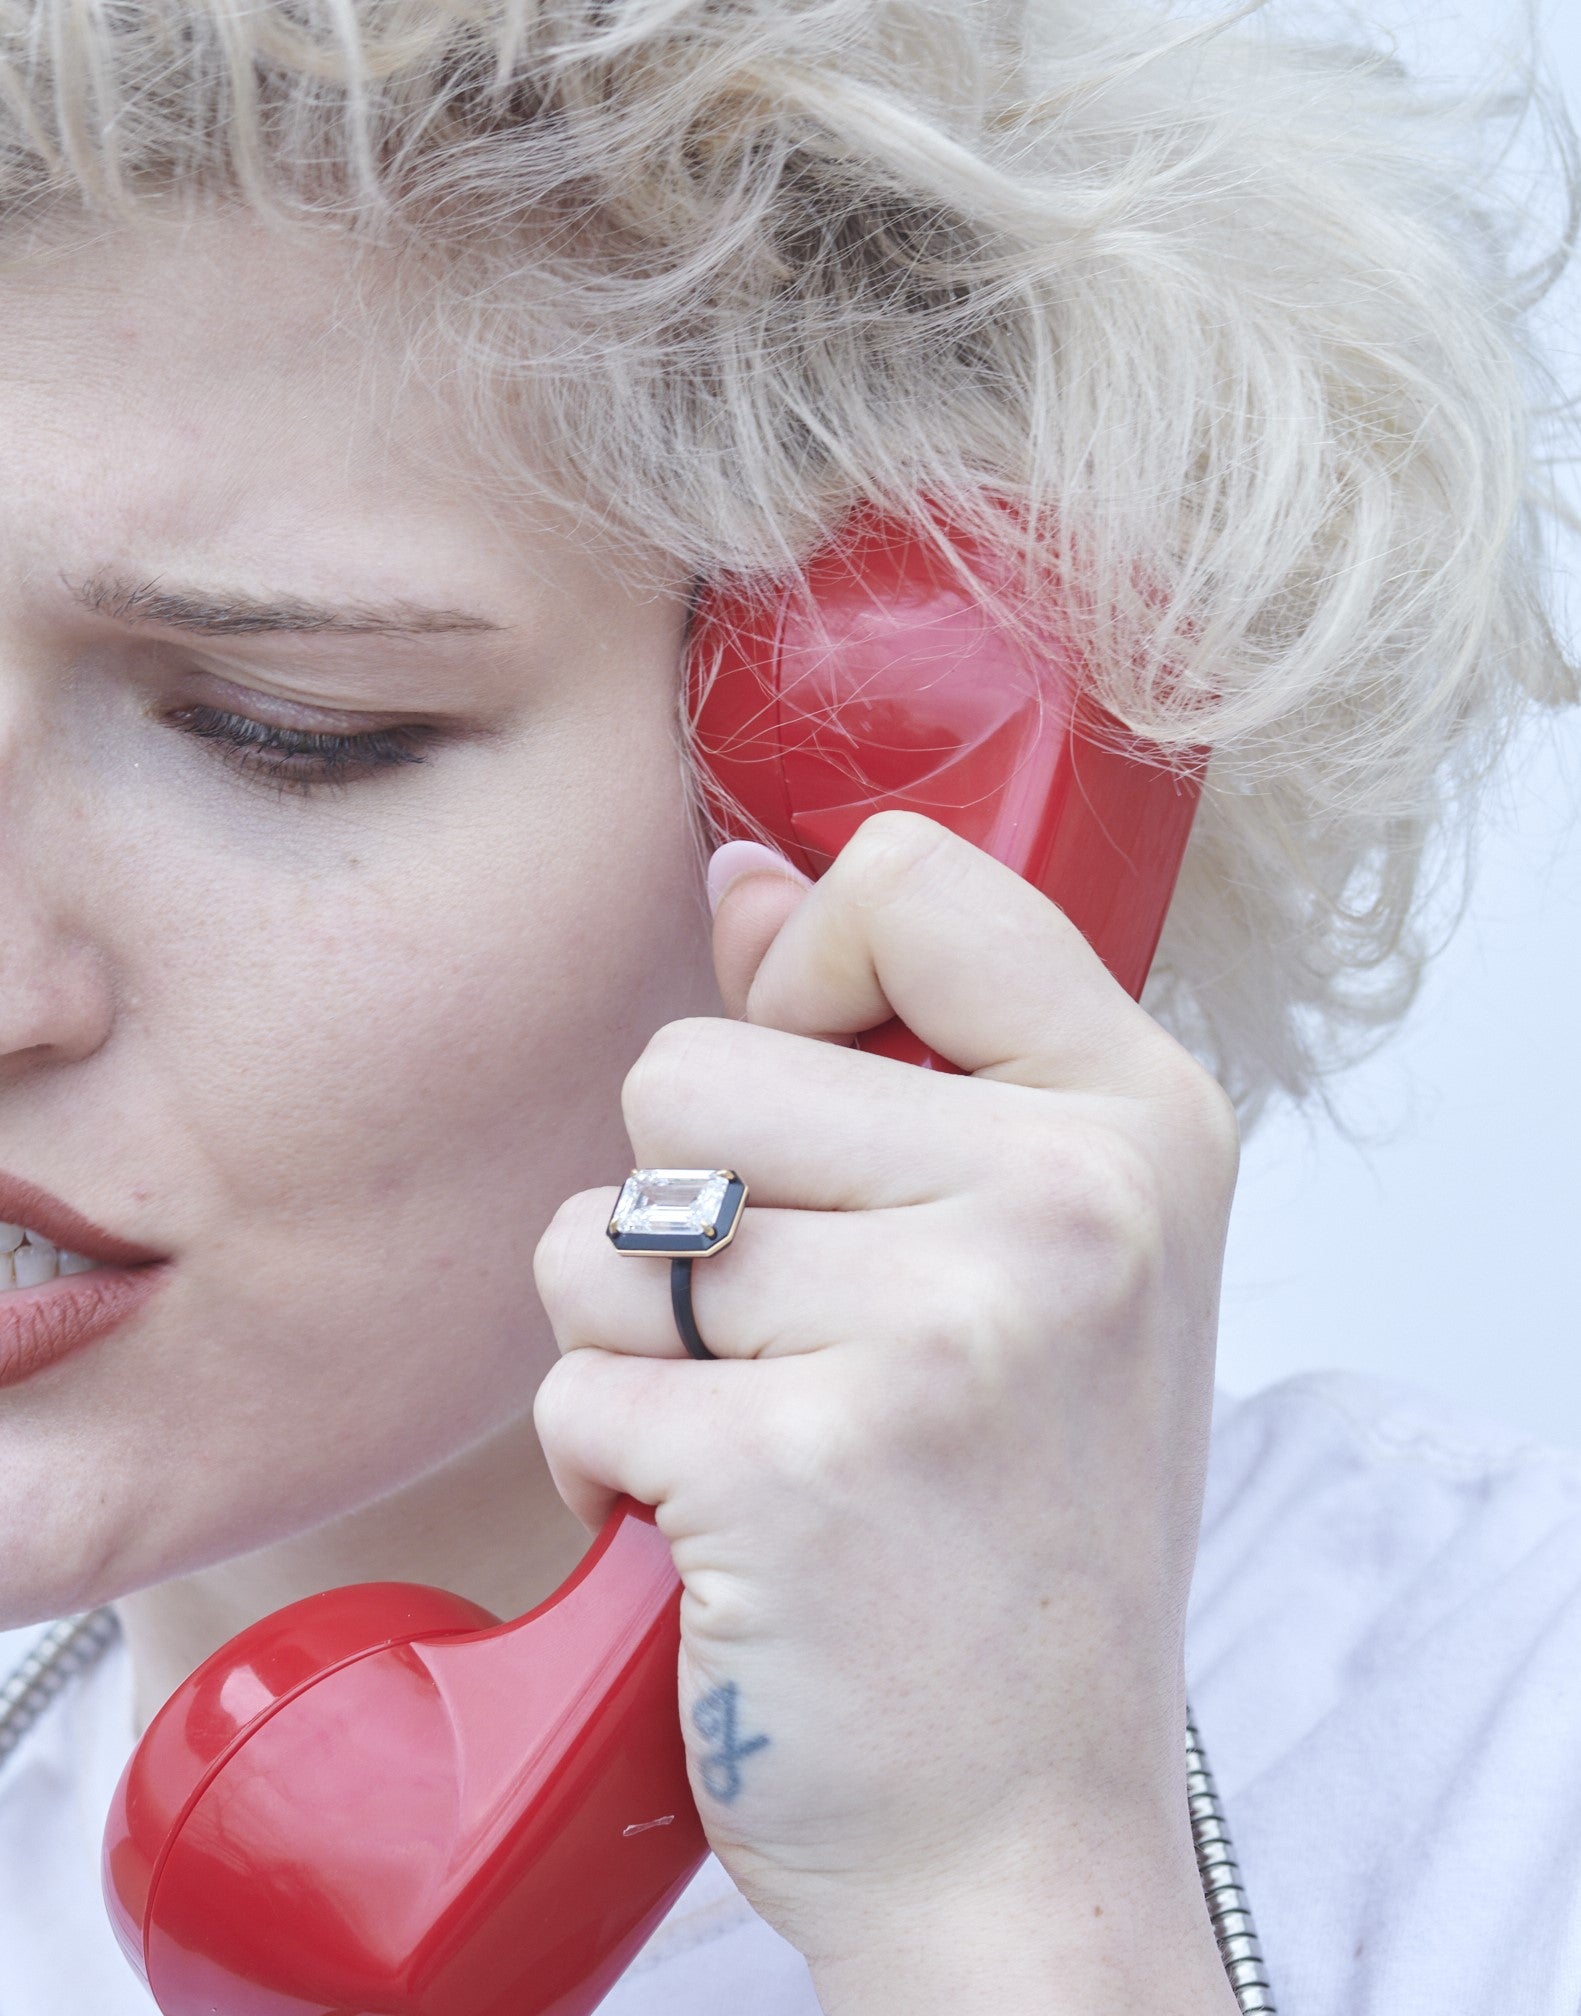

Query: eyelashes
(166, 703), (435, 795)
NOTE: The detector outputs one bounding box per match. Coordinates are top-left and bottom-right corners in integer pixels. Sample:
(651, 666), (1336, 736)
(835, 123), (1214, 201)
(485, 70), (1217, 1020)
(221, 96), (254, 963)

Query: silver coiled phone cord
(1187, 1706), (1277, 2012)
(2, 1612), (1276, 2011)
(0, 1604), (121, 1767)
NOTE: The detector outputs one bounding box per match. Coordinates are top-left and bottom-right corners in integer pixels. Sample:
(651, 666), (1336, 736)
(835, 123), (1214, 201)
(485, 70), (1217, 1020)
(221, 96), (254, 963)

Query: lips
(0, 1175), (169, 1388)
(0, 1171), (166, 1269)
(0, 1262), (172, 1388)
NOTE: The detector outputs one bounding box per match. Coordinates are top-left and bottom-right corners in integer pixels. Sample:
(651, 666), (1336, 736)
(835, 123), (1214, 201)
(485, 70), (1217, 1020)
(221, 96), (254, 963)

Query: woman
(0, 2), (1576, 2011)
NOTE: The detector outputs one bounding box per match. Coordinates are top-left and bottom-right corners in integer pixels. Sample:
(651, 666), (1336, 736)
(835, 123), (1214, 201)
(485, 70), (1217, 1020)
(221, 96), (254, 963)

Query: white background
(1215, 2), (1581, 1440)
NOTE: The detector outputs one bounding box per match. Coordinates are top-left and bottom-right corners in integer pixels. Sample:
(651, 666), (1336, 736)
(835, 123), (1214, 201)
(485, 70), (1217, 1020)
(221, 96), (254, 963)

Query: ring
(606, 1168), (749, 1361)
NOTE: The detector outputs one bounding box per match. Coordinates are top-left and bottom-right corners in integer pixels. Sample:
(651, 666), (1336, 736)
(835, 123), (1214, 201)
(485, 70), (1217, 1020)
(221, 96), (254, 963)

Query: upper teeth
(0, 1225), (103, 1288)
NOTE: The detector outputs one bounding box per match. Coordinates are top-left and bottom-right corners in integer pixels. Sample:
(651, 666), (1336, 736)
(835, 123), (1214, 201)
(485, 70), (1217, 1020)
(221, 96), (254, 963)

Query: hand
(532, 810), (1242, 2014)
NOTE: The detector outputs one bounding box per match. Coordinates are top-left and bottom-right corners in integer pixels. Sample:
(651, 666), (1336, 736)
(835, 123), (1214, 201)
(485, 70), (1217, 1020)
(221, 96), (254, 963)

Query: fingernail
(705, 840), (813, 916)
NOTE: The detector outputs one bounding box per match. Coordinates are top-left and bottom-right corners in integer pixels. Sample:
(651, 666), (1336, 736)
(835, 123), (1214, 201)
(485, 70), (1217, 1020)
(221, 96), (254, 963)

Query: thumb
(706, 842), (815, 1019)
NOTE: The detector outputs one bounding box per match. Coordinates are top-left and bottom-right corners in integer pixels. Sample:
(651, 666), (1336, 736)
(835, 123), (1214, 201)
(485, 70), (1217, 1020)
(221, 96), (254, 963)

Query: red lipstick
(0, 1173), (169, 1389)
(0, 1172), (166, 1268)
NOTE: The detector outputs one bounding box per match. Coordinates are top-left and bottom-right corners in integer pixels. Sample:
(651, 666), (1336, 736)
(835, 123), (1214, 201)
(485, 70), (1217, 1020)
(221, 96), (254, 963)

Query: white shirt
(6, 1369), (1581, 2014)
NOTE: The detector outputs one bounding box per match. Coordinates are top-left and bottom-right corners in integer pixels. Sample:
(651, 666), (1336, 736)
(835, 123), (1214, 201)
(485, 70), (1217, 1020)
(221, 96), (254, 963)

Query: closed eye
(166, 704), (436, 795)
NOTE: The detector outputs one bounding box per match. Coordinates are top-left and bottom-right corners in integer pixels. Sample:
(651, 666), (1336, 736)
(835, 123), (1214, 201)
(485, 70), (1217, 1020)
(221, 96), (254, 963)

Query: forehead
(0, 208), (546, 614)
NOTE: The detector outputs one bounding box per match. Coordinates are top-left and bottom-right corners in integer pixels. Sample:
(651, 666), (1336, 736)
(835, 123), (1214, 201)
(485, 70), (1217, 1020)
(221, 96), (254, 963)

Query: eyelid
(179, 668), (423, 737)
(165, 703), (438, 795)
(164, 665), (516, 753)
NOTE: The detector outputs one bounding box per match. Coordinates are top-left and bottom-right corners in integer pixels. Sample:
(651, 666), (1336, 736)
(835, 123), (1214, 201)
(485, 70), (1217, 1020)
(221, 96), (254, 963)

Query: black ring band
(670, 1258), (717, 1360)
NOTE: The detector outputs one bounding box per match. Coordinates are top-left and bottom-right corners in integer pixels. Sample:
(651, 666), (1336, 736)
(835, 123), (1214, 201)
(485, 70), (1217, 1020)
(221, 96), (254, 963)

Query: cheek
(147, 808), (710, 1237)
(97, 753), (713, 1442)
(6, 772), (717, 1601)
(0, 711), (714, 1605)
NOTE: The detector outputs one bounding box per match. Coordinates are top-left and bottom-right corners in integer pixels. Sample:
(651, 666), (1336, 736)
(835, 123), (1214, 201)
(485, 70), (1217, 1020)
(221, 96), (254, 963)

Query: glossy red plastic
(102, 505), (1207, 2016)
(105, 1505), (704, 2015)
(688, 506), (1206, 1066)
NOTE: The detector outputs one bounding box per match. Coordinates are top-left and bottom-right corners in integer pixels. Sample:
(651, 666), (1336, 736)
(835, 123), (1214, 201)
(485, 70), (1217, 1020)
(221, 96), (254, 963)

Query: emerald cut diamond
(607, 1169), (747, 1256)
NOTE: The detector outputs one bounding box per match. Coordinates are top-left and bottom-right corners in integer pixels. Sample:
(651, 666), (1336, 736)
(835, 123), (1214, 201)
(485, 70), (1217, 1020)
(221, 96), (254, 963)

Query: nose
(0, 716), (116, 1070)
(0, 897), (115, 1067)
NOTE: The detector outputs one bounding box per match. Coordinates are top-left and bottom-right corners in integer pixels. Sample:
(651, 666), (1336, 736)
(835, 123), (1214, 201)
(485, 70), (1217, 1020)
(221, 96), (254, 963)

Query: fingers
(743, 810), (1174, 1093)
(533, 1344), (848, 1541)
(619, 1014), (999, 1209)
(710, 859), (815, 1021)
(536, 1184), (967, 1361)
(532, 1346), (713, 1530)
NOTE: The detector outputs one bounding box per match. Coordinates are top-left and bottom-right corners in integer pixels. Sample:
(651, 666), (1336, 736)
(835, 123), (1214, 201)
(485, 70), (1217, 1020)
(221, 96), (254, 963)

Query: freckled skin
(0, 210), (721, 1728)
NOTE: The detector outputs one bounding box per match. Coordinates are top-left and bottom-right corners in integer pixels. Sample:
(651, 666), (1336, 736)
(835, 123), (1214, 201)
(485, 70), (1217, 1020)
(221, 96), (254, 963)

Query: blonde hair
(2, 0), (1575, 1132)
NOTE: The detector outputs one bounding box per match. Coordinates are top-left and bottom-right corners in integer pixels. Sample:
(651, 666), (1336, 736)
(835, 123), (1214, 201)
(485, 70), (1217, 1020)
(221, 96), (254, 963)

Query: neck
(111, 1417), (592, 1742)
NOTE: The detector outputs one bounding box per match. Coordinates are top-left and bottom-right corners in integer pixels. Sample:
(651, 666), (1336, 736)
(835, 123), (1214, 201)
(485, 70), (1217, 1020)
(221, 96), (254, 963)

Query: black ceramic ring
(605, 1169), (749, 1363)
(670, 1258), (716, 1361)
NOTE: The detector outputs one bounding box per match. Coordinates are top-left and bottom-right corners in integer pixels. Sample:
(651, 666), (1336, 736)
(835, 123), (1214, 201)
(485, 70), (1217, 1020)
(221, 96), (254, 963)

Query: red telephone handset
(101, 507), (1206, 2016)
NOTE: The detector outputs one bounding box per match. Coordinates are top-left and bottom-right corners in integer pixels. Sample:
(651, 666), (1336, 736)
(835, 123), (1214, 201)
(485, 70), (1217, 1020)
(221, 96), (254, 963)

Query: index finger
(744, 810), (1174, 1092)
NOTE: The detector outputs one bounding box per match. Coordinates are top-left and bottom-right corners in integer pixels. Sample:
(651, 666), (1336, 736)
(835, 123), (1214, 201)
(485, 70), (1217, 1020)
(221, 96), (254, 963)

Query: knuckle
(758, 1380), (870, 1501)
(894, 1290), (1024, 1425)
(806, 1287), (1015, 1468)
(1145, 1035), (1242, 1177)
(621, 1016), (716, 1137)
(531, 1189), (601, 1318)
(530, 1351), (584, 1447)
(837, 808), (955, 904)
(1181, 1067), (1242, 1189)
(1087, 1135), (1167, 1273)
(1027, 1120), (1167, 1300)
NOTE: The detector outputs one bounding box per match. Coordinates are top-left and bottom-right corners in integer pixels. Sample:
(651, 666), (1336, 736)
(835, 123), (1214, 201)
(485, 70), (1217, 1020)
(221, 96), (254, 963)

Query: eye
(166, 704), (436, 795)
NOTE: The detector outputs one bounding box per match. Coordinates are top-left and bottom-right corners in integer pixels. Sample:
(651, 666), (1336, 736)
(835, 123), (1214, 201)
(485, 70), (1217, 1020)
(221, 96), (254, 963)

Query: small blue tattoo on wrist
(692, 1681), (769, 1803)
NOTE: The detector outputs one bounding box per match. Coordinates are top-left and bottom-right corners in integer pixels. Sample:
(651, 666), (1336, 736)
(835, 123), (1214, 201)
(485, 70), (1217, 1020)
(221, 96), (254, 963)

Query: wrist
(805, 1852), (1240, 2016)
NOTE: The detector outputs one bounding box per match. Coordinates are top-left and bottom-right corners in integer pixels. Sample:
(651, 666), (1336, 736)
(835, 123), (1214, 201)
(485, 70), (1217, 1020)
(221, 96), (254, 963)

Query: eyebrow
(70, 572), (505, 639)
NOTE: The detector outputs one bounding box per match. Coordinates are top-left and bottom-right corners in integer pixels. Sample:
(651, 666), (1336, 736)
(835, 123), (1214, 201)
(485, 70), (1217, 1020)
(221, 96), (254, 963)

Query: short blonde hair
(2, 0), (1575, 1131)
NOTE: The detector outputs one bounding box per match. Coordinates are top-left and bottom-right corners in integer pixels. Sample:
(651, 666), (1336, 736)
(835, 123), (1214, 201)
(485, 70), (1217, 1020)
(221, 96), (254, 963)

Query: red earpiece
(102, 507), (1205, 2016)
(690, 503), (1203, 1065)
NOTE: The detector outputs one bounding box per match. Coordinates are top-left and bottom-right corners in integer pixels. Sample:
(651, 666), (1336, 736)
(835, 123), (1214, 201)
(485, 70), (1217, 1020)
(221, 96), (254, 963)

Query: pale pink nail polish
(705, 840), (812, 916)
